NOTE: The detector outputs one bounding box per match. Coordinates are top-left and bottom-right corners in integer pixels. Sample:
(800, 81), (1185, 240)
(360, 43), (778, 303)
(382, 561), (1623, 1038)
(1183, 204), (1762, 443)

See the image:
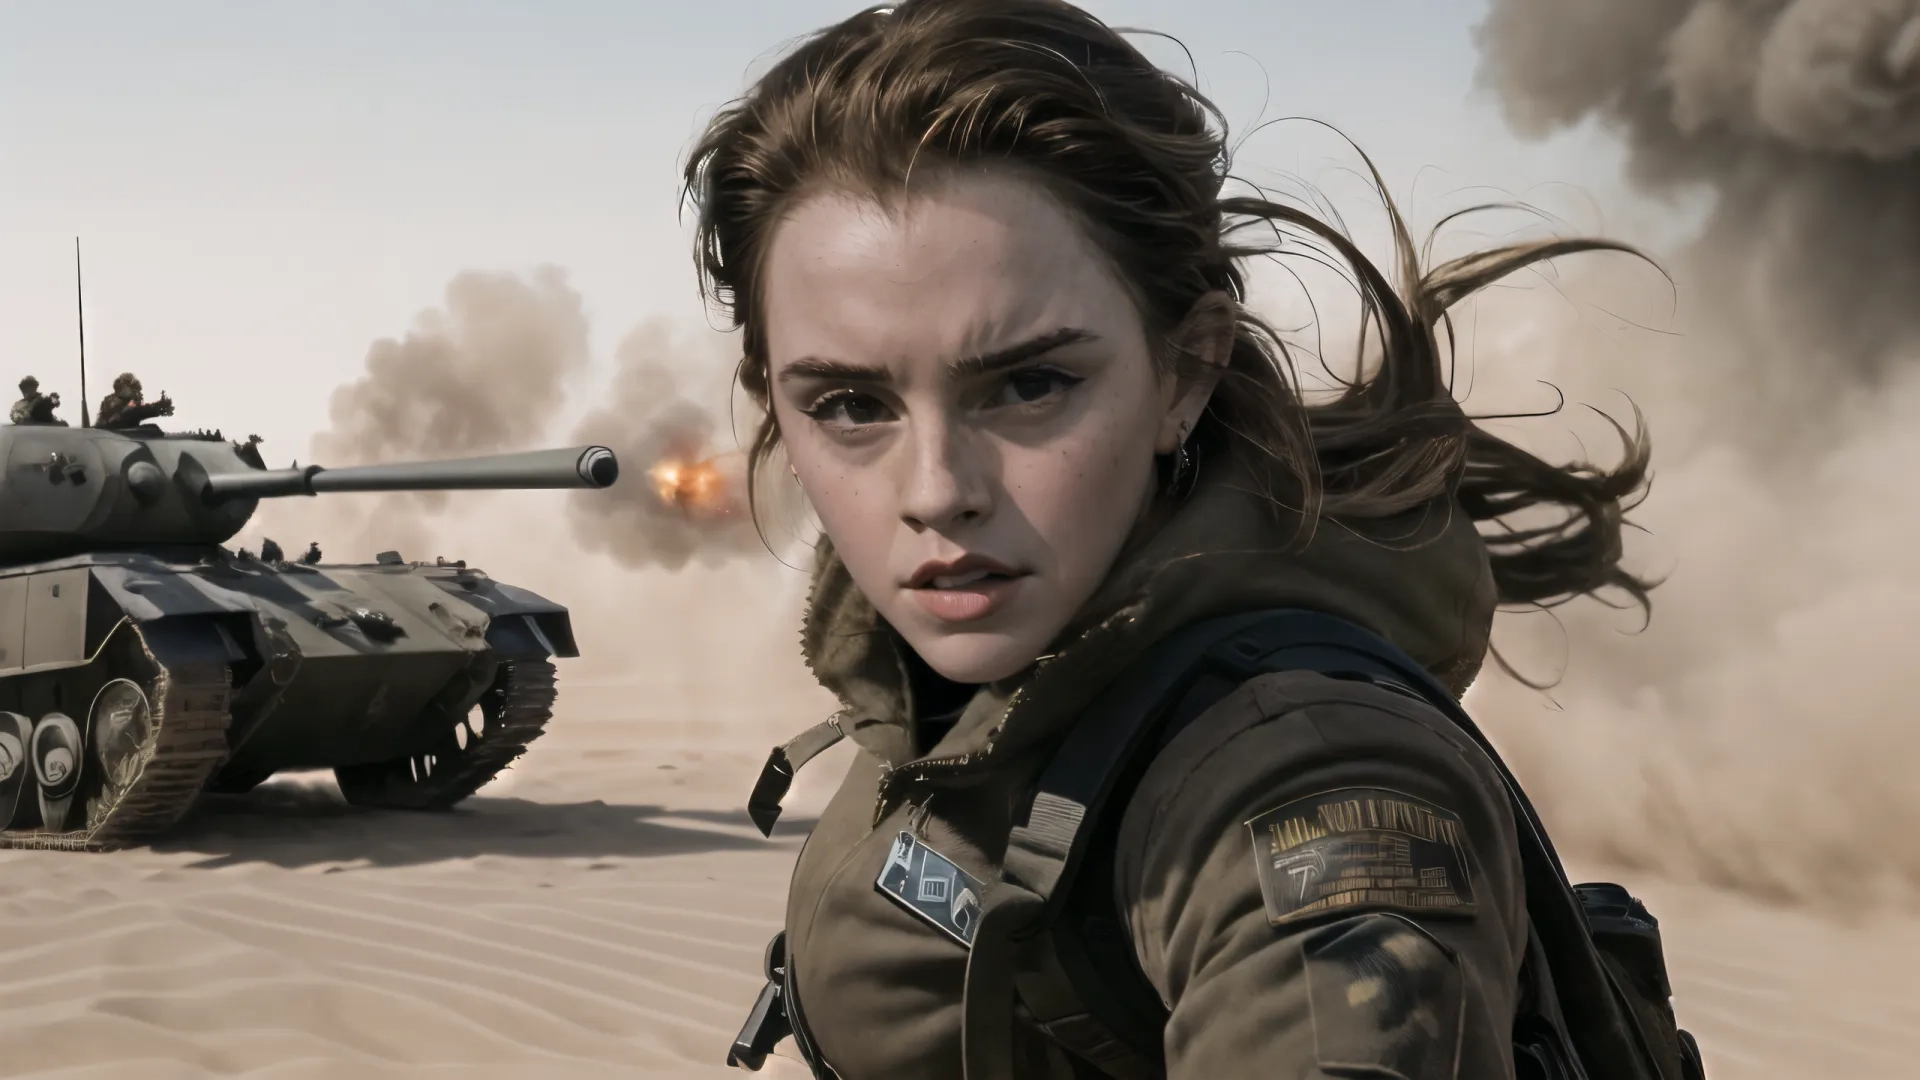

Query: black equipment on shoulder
(725, 608), (1706, 1080)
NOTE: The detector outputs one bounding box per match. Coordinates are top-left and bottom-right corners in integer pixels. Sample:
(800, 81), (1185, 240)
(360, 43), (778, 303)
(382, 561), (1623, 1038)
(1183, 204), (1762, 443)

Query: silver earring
(1168, 423), (1196, 497)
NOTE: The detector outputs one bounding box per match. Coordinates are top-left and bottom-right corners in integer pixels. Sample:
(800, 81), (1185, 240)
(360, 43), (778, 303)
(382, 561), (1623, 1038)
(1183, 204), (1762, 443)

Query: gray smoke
(565, 319), (769, 571)
(315, 265), (591, 466)
(1467, 0), (1920, 909)
(249, 267), (591, 561)
(250, 271), (786, 573)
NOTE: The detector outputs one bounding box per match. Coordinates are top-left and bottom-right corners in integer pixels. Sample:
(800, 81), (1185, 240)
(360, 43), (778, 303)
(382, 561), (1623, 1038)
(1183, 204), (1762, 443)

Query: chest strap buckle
(727, 933), (792, 1070)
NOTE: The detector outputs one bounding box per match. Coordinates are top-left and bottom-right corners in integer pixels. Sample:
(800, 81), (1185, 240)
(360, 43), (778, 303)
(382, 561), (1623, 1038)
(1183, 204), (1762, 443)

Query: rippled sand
(0, 681), (1910, 1079)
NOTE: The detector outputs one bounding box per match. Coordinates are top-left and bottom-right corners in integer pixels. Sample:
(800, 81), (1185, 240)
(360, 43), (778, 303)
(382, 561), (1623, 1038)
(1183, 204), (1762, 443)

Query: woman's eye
(805, 390), (895, 428)
(991, 368), (1081, 408)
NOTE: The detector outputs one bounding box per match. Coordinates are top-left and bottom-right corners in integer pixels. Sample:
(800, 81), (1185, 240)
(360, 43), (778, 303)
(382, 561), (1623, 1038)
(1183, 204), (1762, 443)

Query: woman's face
(761, 170), (1222, 684)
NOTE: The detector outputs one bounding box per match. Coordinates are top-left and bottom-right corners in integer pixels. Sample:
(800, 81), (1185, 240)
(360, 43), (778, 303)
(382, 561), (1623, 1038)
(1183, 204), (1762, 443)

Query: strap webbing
(747, 718), (846, 837)
(963, 610), (1292, 1078)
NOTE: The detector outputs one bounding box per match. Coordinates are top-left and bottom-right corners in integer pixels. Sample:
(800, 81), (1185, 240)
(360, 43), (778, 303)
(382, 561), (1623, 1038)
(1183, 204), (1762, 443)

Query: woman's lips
(907, 572), (1028, 623)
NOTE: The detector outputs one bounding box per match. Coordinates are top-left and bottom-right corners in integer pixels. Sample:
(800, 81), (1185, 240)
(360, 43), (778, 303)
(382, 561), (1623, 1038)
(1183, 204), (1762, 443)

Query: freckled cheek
(798, 464), (877, 525)
(1002, 419), (1153, 574)
(786, 440), (901, 568)
(778, 418), (855, 502)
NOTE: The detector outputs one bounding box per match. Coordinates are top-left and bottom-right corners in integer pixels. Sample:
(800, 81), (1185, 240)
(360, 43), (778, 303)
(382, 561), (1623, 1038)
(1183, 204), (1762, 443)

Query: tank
(0, 421), (619, 850)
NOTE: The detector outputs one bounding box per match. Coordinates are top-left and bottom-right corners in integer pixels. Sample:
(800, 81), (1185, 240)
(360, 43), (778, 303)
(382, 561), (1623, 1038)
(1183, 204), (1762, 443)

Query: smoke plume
(249, 267), (784, 574)
(1467, 1), (1920, 909)
(565, 318), (768, 571)
(315, 264), (591, 465)
(248, 266), (591, 561)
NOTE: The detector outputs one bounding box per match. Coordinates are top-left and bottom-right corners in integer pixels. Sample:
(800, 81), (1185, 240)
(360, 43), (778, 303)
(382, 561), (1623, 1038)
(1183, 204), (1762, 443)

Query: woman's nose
(898, 417), (992, 531)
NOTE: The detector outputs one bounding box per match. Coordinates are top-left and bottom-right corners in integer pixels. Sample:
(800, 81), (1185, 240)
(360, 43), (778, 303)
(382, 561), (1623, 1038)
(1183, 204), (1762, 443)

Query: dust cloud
(1462, 0), (1920, 910)
(1477, 0), (1920, 403)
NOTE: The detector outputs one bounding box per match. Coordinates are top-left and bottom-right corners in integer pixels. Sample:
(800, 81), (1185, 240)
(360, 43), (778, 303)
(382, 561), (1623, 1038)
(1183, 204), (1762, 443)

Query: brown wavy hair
(682, 0), (1654, 638)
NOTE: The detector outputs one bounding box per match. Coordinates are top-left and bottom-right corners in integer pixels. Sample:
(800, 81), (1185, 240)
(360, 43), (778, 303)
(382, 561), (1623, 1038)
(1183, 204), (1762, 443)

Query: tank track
(423, 657), (557, 805)
(0, 625), (231, 852)
(334, 658), (556, 810)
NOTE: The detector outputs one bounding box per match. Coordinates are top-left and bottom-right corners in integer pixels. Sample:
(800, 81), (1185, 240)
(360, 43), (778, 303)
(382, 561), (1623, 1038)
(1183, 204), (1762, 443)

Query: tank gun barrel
(200, 445), (618, 504)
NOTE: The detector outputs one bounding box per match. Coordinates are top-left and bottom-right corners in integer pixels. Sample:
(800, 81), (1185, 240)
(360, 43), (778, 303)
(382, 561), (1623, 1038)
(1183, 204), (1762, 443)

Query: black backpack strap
(746, 718), (848, 837)
(724, 717), (849, 1076)
(961, 610), (1291, 1079)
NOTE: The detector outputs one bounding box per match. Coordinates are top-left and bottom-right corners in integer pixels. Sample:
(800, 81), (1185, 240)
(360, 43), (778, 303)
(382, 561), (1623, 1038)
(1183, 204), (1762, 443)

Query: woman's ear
(1156, 290), (1237, 454)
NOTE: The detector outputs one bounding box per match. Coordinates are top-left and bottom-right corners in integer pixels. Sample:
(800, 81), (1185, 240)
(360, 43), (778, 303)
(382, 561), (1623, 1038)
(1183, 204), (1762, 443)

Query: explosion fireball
(648, 454), (738, 517)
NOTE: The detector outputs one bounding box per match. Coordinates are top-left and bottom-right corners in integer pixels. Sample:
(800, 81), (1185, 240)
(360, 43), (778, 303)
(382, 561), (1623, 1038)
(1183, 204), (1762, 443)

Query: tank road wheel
(30, 712), (85, 834)
(0, 713), (31, 831)
(333, 658), (557, 811)
(0, 625), (231, 851)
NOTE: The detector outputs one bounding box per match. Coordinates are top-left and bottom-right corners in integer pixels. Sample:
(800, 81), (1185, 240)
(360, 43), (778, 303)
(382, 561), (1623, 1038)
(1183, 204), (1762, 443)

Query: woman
(688, 2), (1665, 1078)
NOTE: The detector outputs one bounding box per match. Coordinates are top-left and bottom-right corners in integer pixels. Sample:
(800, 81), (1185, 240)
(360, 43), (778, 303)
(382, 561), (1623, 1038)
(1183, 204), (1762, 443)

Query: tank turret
(0, 422), (622, 850)
(0, 424), (617, 562)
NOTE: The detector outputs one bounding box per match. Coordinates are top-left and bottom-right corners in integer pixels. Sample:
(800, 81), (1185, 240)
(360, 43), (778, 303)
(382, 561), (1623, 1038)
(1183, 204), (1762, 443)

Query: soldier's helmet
(112, 372), (139, 395)
(18, 376), (38, 394)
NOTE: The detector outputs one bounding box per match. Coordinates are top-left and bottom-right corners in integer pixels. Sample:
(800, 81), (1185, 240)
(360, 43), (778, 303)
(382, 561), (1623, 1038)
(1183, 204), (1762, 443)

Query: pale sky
(2, 0), (1662, 462)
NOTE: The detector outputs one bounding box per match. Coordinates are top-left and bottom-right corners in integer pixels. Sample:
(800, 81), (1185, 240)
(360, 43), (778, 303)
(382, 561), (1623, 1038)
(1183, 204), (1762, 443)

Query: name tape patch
(875, 830), (985, 948)
(1245, 787), (1476, 928)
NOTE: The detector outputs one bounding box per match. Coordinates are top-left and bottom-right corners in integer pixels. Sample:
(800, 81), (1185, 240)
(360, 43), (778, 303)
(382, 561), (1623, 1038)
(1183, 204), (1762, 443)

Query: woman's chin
(901, 628), (1046, 686)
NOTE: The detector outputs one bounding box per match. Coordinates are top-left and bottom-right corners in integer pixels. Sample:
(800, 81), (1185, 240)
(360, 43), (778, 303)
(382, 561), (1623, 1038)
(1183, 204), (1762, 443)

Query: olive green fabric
(1111, 670), (1525, 1079)
(778, 461), (1522, 1079)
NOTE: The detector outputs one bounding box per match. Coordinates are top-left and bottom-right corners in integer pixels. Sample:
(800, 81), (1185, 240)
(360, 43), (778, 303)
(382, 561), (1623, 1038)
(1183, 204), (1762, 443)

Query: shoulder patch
(1245, 787), (1477, 928)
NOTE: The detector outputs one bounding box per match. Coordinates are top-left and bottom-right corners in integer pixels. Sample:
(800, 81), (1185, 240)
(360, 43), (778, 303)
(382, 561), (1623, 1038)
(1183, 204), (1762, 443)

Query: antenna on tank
(75, 237), (91, 428)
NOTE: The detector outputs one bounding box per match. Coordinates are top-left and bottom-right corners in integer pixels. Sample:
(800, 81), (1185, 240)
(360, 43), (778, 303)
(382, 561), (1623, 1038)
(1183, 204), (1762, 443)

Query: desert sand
(1, 663), (1915, 1080)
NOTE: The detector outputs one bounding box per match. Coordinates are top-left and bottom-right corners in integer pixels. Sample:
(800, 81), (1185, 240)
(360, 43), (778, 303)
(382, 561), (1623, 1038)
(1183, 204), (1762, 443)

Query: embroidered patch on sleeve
(1244, 787), (1477, 928)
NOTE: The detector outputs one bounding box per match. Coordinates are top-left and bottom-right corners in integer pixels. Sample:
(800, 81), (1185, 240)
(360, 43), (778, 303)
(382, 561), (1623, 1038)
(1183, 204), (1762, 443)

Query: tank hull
(0, 547), (579, 848)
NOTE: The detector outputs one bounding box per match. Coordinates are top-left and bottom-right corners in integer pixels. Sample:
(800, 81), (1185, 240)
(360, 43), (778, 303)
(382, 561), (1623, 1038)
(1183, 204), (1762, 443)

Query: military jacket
(773, 465), (1520, 1079)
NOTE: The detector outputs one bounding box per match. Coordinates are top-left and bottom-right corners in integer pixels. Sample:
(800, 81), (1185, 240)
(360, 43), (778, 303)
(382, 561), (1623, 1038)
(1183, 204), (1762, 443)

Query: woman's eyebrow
(777, 357), (888, 384)
(775, 327), (1097, 385)
(949, 327), (1097, 378)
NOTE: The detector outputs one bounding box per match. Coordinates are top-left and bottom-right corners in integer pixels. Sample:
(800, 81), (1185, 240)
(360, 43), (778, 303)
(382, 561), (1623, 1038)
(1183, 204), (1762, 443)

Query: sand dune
(0, 675), (1912, 1079)
(0, 688), (829, 1080)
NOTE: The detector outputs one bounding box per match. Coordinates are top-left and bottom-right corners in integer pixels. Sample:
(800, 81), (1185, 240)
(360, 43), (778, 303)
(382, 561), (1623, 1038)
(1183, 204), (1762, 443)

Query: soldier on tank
(96, 371), (174, 429)
(8, 376), (65, 426)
